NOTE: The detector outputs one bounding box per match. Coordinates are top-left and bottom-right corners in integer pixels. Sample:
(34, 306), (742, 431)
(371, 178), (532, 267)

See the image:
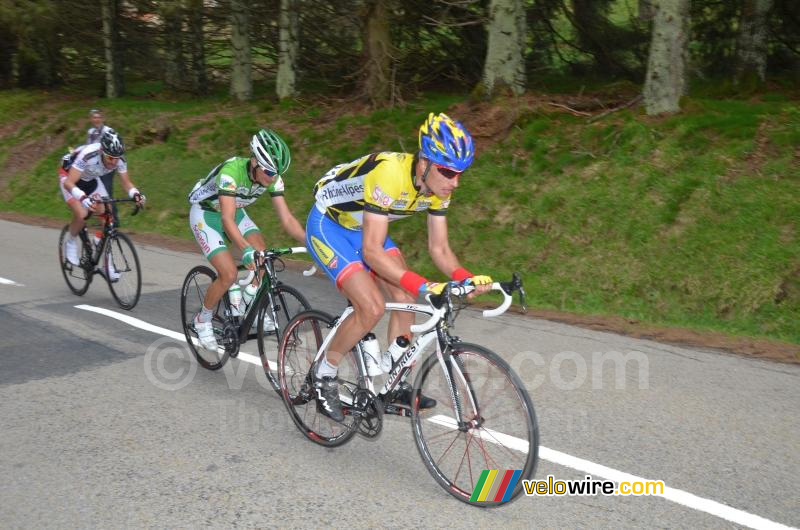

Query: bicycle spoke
(278, 311), (358, 447)
(413, 344), (538, 505)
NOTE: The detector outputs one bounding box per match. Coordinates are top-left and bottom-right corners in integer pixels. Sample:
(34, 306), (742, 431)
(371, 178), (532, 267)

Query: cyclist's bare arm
(219, 195), (250, 253)
(63, 166), (84, 192)
(426, 213), (462, 276)
(362, 211), (408, 284)
(271, 195), (306, 243)
(427, 214), (491, 295)
(117, 170), (136, 196)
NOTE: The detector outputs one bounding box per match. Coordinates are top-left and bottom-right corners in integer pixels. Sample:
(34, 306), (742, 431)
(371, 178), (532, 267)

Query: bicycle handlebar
(238, 247), (314, 286)
(409, 281), (516, 334)
(83, 197), (142, 220)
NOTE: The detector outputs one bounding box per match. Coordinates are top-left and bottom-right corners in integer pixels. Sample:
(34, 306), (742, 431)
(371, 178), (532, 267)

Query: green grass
(1, 87), (798, 345)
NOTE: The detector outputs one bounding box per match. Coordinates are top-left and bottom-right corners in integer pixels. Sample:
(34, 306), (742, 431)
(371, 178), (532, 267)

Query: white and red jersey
(66, 143), (127, 182)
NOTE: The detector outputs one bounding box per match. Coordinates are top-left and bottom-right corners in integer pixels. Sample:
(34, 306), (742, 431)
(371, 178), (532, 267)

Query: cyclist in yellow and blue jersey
(306, 113), (493, 421)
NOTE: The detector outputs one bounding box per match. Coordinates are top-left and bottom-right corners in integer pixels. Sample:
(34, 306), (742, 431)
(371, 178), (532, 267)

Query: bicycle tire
(256, 283), (311, 393)
(180, 265), (230, 370)
(278, 310), (359, 447)
(58, 225), (92, 296)
(105, 232), (142, 310)
(411, 343), (539, 507)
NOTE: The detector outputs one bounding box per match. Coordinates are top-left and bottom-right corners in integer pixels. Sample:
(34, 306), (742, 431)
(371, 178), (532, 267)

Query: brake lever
(518, 285), (528, 313)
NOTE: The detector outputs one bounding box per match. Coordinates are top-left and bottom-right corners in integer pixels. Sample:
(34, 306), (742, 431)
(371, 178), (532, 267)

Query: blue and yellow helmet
(418, 112), (474, 172)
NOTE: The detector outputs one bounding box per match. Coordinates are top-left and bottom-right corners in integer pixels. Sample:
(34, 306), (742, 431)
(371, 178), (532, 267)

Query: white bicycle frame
(310, 283), (513, 421)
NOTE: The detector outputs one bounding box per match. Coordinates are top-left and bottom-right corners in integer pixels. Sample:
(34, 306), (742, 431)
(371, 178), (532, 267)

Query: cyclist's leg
(305, 207), (385, 367)
(372, 242), (415, 344)
(101, 171), (118, 225)
(92, 178), (110, 231)
(329, 270), (385, 366)
(60, 172), (90, 236)
(205, 250), (237, 310)
(189, 204), (237, 310)
(239, 208), (264, 250)
(239, 209), (266, 285)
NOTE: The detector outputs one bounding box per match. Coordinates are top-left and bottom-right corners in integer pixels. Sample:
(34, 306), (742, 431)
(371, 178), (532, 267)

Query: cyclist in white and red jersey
(59, 130), (146, 274)
(305, 113), (493, 421)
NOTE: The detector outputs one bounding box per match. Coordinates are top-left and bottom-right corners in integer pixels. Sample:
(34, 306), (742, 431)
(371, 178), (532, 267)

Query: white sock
(198, 305), (214, 323)
(315, 354), (338, 378)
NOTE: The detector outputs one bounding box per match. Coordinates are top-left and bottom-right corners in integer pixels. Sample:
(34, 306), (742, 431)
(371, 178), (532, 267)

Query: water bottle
(361, 332), (383, 377)
(380, 335), (410, 372)
(241, 283), (258, 312)
(228, 285), (243, 316)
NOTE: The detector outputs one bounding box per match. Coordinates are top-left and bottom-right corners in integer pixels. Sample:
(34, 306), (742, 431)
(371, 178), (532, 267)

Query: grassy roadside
(0, 86), (798, 346)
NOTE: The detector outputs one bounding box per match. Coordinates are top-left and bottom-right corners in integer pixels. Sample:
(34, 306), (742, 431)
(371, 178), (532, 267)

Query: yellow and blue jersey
(312, 152), (450, 230)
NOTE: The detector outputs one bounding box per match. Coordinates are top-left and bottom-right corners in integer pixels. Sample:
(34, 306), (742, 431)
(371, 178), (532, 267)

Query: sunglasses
(257, 164), (277, 177)
(103, 153), (121, 161)
(435, 164), (462, 180)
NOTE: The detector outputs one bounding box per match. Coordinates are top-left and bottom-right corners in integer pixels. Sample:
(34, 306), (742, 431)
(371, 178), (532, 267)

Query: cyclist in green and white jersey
(188, 129), (305, 350)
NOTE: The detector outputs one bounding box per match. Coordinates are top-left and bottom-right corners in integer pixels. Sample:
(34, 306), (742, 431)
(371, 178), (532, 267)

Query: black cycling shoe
(313, 374), (345, 422)
(392, 382), (437, 409)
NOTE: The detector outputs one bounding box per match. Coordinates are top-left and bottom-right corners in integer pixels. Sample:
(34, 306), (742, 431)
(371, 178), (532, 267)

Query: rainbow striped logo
(469, 470), (522, 502)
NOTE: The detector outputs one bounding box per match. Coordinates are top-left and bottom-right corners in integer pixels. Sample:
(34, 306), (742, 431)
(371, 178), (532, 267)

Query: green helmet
(250, 129), (291, 175)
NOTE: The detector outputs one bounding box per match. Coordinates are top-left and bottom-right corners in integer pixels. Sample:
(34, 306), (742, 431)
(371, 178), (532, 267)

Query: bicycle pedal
(383, 403), (412, 417)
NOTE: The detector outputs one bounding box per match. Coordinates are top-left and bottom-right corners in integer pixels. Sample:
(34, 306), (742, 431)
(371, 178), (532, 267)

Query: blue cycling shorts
(306, 206), (400, 290)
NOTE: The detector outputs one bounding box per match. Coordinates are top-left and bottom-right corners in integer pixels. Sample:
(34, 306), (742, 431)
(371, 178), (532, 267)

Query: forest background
(0, 0), (798, 350)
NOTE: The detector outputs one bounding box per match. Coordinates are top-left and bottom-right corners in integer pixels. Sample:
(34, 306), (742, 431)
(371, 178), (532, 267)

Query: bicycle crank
(352, 388), (383, 438)
(222, 322), (240, 358)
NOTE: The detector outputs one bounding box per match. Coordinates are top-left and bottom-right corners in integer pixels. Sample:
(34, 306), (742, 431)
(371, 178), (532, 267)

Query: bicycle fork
(435, 345), (480, 431)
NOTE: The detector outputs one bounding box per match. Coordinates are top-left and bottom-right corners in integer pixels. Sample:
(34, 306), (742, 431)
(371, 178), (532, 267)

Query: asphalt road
(0, 219), (797, 528)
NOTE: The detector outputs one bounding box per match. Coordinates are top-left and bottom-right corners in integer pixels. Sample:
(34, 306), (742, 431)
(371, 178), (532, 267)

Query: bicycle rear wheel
(58, 225), (92, 295)
(104, 233), (142, 310)
(278, 310), (359, 447)
(412, 343), (538, 506)
(180, 265), (230, 370)
(256, 284), (310, 393)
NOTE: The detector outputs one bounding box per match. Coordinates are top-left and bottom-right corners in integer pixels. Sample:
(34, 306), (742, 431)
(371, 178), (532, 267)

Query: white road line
(75, 304), (272, 369)
(0, 276), (24, 286)
(76, 304), (796, 530)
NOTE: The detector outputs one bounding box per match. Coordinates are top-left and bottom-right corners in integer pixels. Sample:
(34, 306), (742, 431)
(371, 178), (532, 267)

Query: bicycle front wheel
(58, 225), (92, 296)
(412, 343), (539, 507)
(104, 233), (142, 310)
(180, 265), (230, 370)
(256, 284), (310, 393)
(278, 310), (359, 447)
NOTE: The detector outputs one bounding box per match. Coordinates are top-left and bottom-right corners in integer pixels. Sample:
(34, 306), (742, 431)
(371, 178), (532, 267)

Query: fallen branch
(546, 101), (592, 117)
(588, 95), (643, 123)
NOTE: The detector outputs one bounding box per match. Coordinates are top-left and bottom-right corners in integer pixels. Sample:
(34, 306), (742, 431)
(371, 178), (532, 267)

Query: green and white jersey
(188, 156), (284, 211)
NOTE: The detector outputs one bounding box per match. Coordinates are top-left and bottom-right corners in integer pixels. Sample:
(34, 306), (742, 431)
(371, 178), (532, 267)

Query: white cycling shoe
(194, 314), (219, 351)
(262, 314), (277, 332)
(65, 237), (79, 266)
(105, 255), (121, 282)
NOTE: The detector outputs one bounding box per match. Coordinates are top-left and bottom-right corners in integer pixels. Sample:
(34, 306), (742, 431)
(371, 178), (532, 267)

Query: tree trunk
(162, 1), (185, 90)
(229, 0), (252, 101)
(643, 0), (690, 115)
(101, 0), (124, 98)
(363, 0), (392, 106)
(482, 0), (526, 97)
(276, 0), (299, 100)
(735, 0), (772, 84)
(187, 0), (207, 94)
(639, 0), (654, 22)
